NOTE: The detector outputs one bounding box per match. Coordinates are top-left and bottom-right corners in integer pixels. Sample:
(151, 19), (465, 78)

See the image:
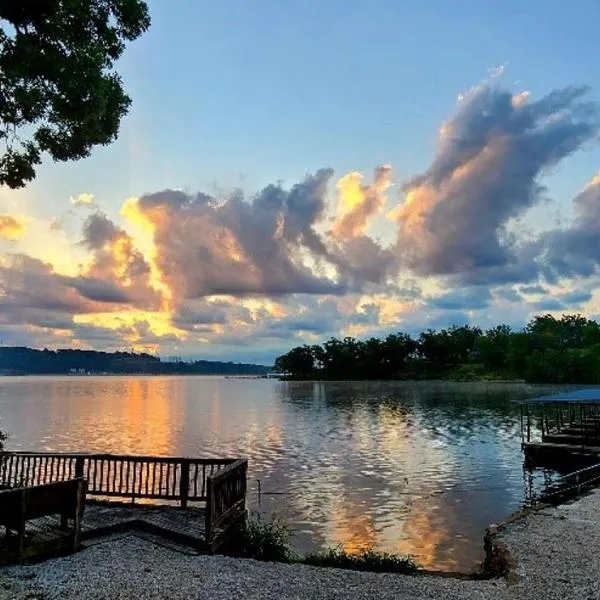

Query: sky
(2, 0), (600, 364)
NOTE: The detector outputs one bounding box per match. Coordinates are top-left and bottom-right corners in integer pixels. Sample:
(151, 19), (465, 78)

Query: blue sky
(1, 1), (600, 362)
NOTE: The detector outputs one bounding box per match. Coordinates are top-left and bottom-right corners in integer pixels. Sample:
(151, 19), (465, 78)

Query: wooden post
(526, 404), (531, 443)
(18, 488), (26, 563)
(131, 462), (136, 505)
(180, 461), (190, 508)
(73, 479), (85, 551)
(520, 405), (524, 444)
(541, 406), (545, 440)
(75, 456), (84, 479)
(205, 476), (213, 549)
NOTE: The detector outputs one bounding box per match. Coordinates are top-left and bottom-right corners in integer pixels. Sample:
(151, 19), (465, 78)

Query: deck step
(560, 426), (600, 435)
(543, 433), (600, 445)
(525, 441), (600, 454)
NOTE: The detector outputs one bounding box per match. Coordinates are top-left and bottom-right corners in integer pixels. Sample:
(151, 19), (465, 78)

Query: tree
(382, 333), (417, 377)
(476, 325), (512, 372)
(0, 0), (151, 188)
(273, 345), (315, 378)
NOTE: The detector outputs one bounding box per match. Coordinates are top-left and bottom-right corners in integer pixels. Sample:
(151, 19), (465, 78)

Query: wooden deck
(522, 404), (600, 469)
(523, 441), (600, 469)
(0, 500), (209, 558)
(0, 451), (248, 561)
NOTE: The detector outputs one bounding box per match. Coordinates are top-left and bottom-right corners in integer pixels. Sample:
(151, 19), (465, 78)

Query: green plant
(302, 547), (419, 574)
(225, 513), (294, 562)
(0, 0), (151, 188)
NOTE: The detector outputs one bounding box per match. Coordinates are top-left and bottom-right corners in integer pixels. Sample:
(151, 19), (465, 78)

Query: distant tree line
(0, 347), (269, 376)
(273, 314), (600, 383)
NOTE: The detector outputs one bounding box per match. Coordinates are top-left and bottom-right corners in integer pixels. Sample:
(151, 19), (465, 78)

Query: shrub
(303, 547), (419, 574)
(225, 513), (294, 562)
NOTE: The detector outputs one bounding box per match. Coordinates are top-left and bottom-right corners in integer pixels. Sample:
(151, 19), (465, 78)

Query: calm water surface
(0, 377), (562, 571)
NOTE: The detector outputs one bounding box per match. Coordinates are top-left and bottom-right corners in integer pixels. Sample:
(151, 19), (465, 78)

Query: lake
(0, 376), (561, 572)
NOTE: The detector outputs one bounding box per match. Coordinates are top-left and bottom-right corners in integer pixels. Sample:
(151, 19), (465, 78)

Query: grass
(302, 547), (419, 574)
(224, 515), (420, 574)
(225, 513), (295, 562)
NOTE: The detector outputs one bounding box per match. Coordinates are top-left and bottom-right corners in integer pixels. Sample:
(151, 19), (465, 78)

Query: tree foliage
(274, 314), (600, 383)
(0, 0), (150, 188)
(0, 347), (270, 375)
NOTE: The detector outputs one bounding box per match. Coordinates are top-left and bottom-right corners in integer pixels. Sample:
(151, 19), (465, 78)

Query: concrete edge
(481, 502), (549, 583)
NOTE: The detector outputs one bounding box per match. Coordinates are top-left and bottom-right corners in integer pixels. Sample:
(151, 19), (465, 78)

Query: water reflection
(0, 376), (563, 571)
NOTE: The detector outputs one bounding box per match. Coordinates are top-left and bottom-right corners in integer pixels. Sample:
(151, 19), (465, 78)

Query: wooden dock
(0, 451), (248, 561)
(521, 391), (600, 469)
(0, 500), (209, 562)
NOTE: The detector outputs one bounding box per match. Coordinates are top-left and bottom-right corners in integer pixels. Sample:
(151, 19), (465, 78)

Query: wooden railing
(205, 458), (247, 549)
(533, 462), (600, 505)
(0, 478), (87, 561)
(0, 452), (241, 507)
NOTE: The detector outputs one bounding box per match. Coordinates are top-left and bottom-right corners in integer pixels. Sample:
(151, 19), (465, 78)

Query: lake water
(0, 376), (562, 572)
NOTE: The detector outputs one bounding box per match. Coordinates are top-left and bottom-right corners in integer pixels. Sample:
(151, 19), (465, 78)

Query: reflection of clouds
(279, 382), (460, 568)
(396, 502), (448, 570)
(328, 496), (376, 553)
(0, 377), (557, 572)
(49, 376), (181, 455)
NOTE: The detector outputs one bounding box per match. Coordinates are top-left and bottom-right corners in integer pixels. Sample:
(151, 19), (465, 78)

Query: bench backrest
(0, 478), (86, 522)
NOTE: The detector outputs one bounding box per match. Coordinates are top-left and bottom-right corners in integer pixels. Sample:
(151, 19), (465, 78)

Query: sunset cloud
(1, 80), (600, 361)
(392, 84), (599, 283)
(0, 214), (27, 240)
(70, 192), (96, 207)
(331, 165), (392, 240)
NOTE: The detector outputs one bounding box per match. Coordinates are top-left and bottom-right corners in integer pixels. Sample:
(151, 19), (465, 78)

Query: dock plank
(0, 501), (208, 556)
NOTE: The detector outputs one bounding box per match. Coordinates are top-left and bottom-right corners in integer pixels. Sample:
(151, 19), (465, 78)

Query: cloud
(556, 289), (592, 306)
(0, 214), (27, 240)
(391, 84), (599, 284)
(520, 284), (548, 295)
(330, 165), (392, 240)
(0, 252), (159, 339)
(427, 287), (492, 310)
(64, 277), (132, 304)
(70, 192), (96, 207)
(531, 298), (565, 311)
(538, 173), (600, 280)
(494, 286), (523, 303)
(129, 170), (351, 300)
(3, 79), (600, 358)
(0, 254), (89, 314)
(81, 212), (161, 309)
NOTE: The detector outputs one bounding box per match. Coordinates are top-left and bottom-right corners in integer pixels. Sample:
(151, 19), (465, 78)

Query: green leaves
(274, 314), (600, 383)
(0, 0), (150, 188)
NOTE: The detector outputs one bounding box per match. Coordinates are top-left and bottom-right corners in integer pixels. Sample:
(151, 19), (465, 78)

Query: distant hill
(0, 347), (271, 376)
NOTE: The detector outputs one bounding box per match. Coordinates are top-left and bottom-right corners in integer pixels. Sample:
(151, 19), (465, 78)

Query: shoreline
(3, 491), (600, 599)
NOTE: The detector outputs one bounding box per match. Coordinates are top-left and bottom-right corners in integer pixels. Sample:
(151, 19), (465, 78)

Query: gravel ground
(498, 489), (600, 600)
(0, 533), (500, 600)
(3, 491), (600, 600)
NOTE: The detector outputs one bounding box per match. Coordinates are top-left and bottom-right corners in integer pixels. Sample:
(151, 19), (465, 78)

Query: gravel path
(3, 491), (600, 600)
(0, 533), (500, 600)
(498, 488), (600, 600)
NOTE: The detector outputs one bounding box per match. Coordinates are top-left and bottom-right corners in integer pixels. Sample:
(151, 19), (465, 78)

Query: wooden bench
(0, 478), (86, 562)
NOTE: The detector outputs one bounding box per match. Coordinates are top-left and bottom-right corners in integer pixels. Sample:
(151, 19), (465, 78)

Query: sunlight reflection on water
(0, 376), (561, 571)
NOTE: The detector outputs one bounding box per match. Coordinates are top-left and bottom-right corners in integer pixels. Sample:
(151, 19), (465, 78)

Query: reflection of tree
(276, 380), (557, 570)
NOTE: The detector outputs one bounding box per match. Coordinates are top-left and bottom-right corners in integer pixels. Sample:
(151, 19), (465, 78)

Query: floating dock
(521, 389), (600, 469)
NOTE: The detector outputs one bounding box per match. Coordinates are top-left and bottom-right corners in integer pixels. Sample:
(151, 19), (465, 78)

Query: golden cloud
(0, 214), (28, 240)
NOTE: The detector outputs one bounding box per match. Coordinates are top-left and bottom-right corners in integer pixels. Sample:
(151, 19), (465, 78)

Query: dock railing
(205, 458), (247, 550)
(532, 462), (600, 506)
